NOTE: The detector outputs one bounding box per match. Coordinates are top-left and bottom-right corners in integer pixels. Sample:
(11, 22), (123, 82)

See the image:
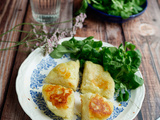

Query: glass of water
(30, 0), (61, 23)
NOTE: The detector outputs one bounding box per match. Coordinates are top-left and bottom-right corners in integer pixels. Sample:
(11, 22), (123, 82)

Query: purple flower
(42, 23), (48, 34)
(79, 13), (87, 22)
(70, 26), (77, 36)
(31, 48), (34, 52)
(36, 42), (39, 46)
(48, 47), (53, 53)
(76, 22), (83, 29)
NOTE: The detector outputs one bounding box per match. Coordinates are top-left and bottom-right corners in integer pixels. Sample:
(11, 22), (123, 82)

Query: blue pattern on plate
(30, 55), (57, 89)
(107, 106), (124, 120)
(30, 69), (46, 89)
(30, 54), (131, 120)
(30, 90), (63, 120)
(37, 56), (57, 71)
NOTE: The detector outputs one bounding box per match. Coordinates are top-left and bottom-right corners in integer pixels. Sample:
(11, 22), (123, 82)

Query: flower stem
(0, 19), (75, 38)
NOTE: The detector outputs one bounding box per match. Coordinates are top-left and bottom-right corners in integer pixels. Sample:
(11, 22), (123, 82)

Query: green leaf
(87, 0), (91, 4)
(117, 90), (123, 102)
(107, 10), (120, 16)
(81, 44), (92, 55)
(111, 0), (124, 10)
(84, 36), (94, 41)
(79, 59), (86, 72)
(75, 0), (88, 15)
(92, 41), (102, 48)
(127, 49), (142, 69)
(103, 0), (110, 5)
(121, 11), (132, 19)
(92, 4), (106, 11)
(123, 90), (129, 101)
(91, 0), (100, 4)
(124, 42), (136, 51)
(92, 48), (101, 57)
(50, 45), (74, 58)
(62, 40), (75, 49)
(117, 89), (129, 102)
(133, 0), (146, 6)
(128, 74), (144, 89)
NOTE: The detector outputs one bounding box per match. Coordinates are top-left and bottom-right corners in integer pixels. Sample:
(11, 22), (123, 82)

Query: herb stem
(0, 42), (24, 51)
(0, 18), (75, 38)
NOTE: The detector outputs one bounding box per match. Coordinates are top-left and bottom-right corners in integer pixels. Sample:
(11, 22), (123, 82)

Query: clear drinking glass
(30, 0), (61, 23)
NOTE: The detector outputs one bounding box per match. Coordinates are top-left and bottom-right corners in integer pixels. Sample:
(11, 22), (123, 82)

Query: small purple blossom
(31, 48), (34, 52)
(75, 13), (87, 28)
(70, 13), (87, 36)
(36, 42), (39, 46)
(42, 23), (48, 34)
(47, 39), (52, 47)
(70, 26), (77, 37)
(79, 13), (87, 22)
(76, 22), (83, 29)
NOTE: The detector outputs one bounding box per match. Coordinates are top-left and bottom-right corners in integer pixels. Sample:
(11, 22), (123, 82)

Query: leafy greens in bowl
(77, 0), (148, 23)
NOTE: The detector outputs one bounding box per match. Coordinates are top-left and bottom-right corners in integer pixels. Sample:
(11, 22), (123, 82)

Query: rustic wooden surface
(0, 0), (160, 120)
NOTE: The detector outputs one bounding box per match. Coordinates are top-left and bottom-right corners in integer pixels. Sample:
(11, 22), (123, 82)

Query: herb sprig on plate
(50, 37), (144, 102)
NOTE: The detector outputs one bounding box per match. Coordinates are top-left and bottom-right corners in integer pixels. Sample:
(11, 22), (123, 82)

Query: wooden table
(0, 0), (160, 120)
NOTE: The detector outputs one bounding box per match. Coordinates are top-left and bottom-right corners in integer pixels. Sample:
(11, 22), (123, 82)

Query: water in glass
(30, 0), (61, 23)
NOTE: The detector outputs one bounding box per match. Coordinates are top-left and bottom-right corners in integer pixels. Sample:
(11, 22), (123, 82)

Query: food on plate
(81, 93), (113, 120)
(81, 61), (115, 99)
(42, 84), (74, 120)
(45, 60), (80, 91)
(50, 37), (144, 102)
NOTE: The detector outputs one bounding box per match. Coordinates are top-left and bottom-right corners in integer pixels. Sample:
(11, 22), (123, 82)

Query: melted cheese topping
(92, 75), (109, 90)
(55, 63), (71, 79)
(89, 94), (112, 119)
(45, 60), (80, 91)
(81, 61), (115, 99)
(43, 85), (72, 109)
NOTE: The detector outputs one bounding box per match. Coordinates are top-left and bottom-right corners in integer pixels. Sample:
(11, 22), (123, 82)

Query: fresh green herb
(50, 37), (144, 102)
(77, 0), (146, 19)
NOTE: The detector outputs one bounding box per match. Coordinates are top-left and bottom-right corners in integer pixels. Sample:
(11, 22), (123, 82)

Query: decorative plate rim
(16, 37), (145, 120)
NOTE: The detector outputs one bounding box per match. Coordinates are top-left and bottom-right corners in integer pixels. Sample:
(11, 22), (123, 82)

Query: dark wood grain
(1, 0), (73, 120)
(0, 0), (28, 115)
(0, 3), (33, 120)
(122, 0), (160, 120)
(104, 22), (124, 46)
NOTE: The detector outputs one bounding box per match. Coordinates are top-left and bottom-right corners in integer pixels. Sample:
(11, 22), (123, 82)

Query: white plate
(16, 37), (145, 120)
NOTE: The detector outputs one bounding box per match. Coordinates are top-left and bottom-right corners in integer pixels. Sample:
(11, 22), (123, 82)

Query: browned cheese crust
(43, 84), (73, 109)
(89, 94), (112, 119)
